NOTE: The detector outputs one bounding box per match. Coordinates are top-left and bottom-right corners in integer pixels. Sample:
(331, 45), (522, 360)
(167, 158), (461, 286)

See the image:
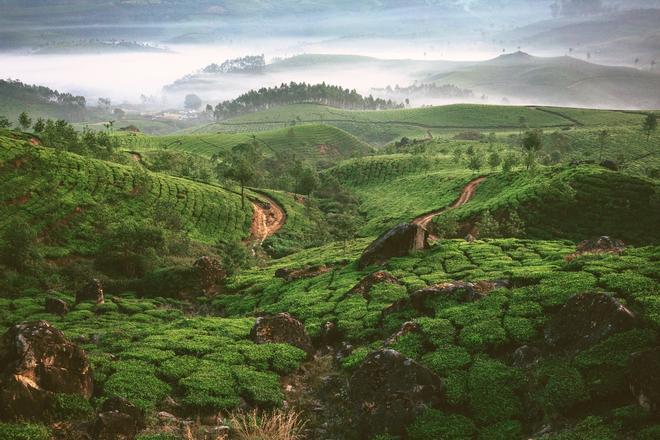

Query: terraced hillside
(192, 103), (650, 144)
(441, 166), (660, 244)
(117, 124), (373, 166)
(214, 237), (660, 439)
(0, 131), (253, 254)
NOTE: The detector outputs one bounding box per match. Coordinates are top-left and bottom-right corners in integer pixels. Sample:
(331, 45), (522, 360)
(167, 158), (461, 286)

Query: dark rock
(512, 345), (541, 368)
(0, 321), (93, 420)
(92, 411), (138, 440)
(384, 321), (421, 346)
(193, 256), (224, 295)
(275, 265), (331, 282)
(576, 236), (625, 254)
(101, 397), (145, 430)
(45, 297), (69, 316)
(465, 233), (476, 243)
(600, 160), (619, 171)
(346, 271), (401, 300)
(76, 279), (105, 304)
(358, 223), (427, 268)
(628, 347), (660, 416)
(348, 349), (444, 438)
(544, 293), (636, 351)
(250, 313), (314, 357)
(318, 321), (341, 347)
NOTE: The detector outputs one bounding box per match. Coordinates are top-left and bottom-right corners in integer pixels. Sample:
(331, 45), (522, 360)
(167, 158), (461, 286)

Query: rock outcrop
(275, 265), (332, 282)
(193, 256), (224, 295)
(346, 271), (401, 300)
(348, 349), (444, 438)
(250, 313), (314, 357)
(0, 321), (93, 420)
(358, 223), (427, 268)
(628, 347), (660, 416)
(91, 397), (145, 440)
(544, 293), (636, 351)
(76, 279), (105, 304)
(45, 297), (69, 316)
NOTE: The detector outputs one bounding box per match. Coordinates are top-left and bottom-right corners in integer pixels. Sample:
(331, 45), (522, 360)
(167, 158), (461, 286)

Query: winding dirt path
(248, 193), (286, 245)
(412, 176), (487, 235)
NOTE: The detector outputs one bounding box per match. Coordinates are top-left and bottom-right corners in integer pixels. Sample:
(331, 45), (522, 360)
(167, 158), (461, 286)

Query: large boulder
(346, 271), (401, 300)
(45, 297), (69, 316)
(544, 293), (636, 351)
(628, 347), (660, 416)
(250, 313), (314, 357)
(193, 256), (224, 295)
(348, 349), (444, 438)
(76, 279), (105, 304)
(0, 321), (93, 420)
(358, 223), (427, 268)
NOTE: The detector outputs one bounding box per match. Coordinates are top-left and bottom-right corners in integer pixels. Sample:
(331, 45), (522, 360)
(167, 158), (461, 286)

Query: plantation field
(116, 124), (373, 166)
(0, 131), (252, 254)
(440, 165), (660, 244)
(216, 236), (660, 438)
(189, 103), (651, 145)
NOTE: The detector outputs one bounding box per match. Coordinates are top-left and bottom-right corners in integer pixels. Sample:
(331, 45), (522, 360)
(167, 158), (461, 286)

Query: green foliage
(478, 420), (523, 440)
(421, 345), (471, 375)
(104, 361), (172, 410)
(0, 423), (50, 440)
(50, 393), (93, 420)
(550, 416), (616, 440)
(535, 362), (588, 414)
(0, 217), (39, 270)
(407, 409), (477, 440)
(468, 357), (523, 424)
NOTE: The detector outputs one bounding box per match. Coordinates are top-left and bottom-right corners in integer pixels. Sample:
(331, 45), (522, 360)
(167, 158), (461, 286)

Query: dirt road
(412, 176), (487, 232)
(248, 193), (286, 244)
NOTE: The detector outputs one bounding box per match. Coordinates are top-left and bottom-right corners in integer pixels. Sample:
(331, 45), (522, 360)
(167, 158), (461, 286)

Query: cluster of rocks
(250, 312), (315, 358)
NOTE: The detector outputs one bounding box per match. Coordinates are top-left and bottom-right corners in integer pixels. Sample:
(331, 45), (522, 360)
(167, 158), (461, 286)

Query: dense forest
(212, 82), (403, 120)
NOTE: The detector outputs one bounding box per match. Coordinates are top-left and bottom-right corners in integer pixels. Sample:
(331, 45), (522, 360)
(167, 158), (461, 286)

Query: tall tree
(642, 113), (657, 141)
(215, 143), (263, 208)
(18, 112), (32, 131)
(522, 129), (543, 171)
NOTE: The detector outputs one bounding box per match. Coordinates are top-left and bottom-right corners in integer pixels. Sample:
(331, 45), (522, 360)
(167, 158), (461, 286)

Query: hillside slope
(0, 131), (252, 255)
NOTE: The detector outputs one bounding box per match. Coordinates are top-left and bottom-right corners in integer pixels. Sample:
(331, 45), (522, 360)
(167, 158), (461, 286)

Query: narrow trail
(412, 176), (487, 237)
(248, 193), (286, 245)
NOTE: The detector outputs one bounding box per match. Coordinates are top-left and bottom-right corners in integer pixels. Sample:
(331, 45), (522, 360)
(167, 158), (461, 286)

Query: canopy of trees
(213, 81), (403, 120)
(201, 55), (266, 74)
(0, 79), (86, 108)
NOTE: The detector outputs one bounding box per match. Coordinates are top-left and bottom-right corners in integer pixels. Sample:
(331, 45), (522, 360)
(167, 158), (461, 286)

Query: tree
(642, 114), (657, 141)
(0, 218), (39, 270)
(33, 118), (45, 133)
(502, 152), (520, 173)
(452, 148), (463, 164)
(467, 154), (483, 173)
(488, 151), (502, 170)
(475, 211), (501, 238)
(522, 129), (543, 171)
(18, 112), (32, 131)
(597, 129), (609, 161)
(0, 116), (11, 128)
(184, 94), (203, 111)
(98, 97), (112, 110)
(216, 143), (263, 208)
(216, 239), (253, 276)
(97, 220), (165, 277)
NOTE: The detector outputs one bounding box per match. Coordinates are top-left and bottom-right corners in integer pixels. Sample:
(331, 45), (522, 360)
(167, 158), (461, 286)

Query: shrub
(502, 316), (537, 344)
(407, 409), (476, 440)
(421, 345), (471, 375)
(104, 361), (171, 410)
(459, 320), (508, 351)
(478, 420), (523, 440)
(180, 363), (240, 411)
(0, 423), (50, 440)
(535, 362), (588, 414)
(444, 370), (469, 406)
(551, 416), (616, 440)
(233, 366), (284, 407)
(415, 317), (456, 347)
(468, 357), (523, 424)
(50, 393), (93, 420)
(388, 332), (425, 360)
(340, 347), (370, 371)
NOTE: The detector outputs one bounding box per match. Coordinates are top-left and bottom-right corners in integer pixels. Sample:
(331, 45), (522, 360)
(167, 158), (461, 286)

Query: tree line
(212, 82), (403, 120)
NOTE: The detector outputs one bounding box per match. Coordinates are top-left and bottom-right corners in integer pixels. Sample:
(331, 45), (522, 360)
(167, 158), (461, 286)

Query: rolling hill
(117, 124), (374, 166)
(0, 130), (253, 255)
(427, 52), (660, 109)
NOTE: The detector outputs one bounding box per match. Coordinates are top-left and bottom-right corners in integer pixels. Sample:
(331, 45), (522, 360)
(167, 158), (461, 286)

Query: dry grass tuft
(229, 409), (307, 440)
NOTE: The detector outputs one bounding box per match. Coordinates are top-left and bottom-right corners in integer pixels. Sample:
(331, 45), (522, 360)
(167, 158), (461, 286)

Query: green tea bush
(104, 361), (171, 410)
(0, 423), (50, 440)
(421, 345), (471, 375)
(535, 362), (588, 414)
(50, 393), (93, 420)
(407, 409), (476, 440)
(477, 420), (523, 440)
(468, 357), (523, 424)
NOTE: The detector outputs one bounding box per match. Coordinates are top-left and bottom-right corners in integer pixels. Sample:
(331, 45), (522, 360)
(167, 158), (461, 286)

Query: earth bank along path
(248, 193), (286, 244)
(412, 176), (487, 237)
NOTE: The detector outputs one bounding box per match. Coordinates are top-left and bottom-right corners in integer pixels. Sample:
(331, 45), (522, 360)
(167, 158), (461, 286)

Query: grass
(0, 131), (252, 255)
